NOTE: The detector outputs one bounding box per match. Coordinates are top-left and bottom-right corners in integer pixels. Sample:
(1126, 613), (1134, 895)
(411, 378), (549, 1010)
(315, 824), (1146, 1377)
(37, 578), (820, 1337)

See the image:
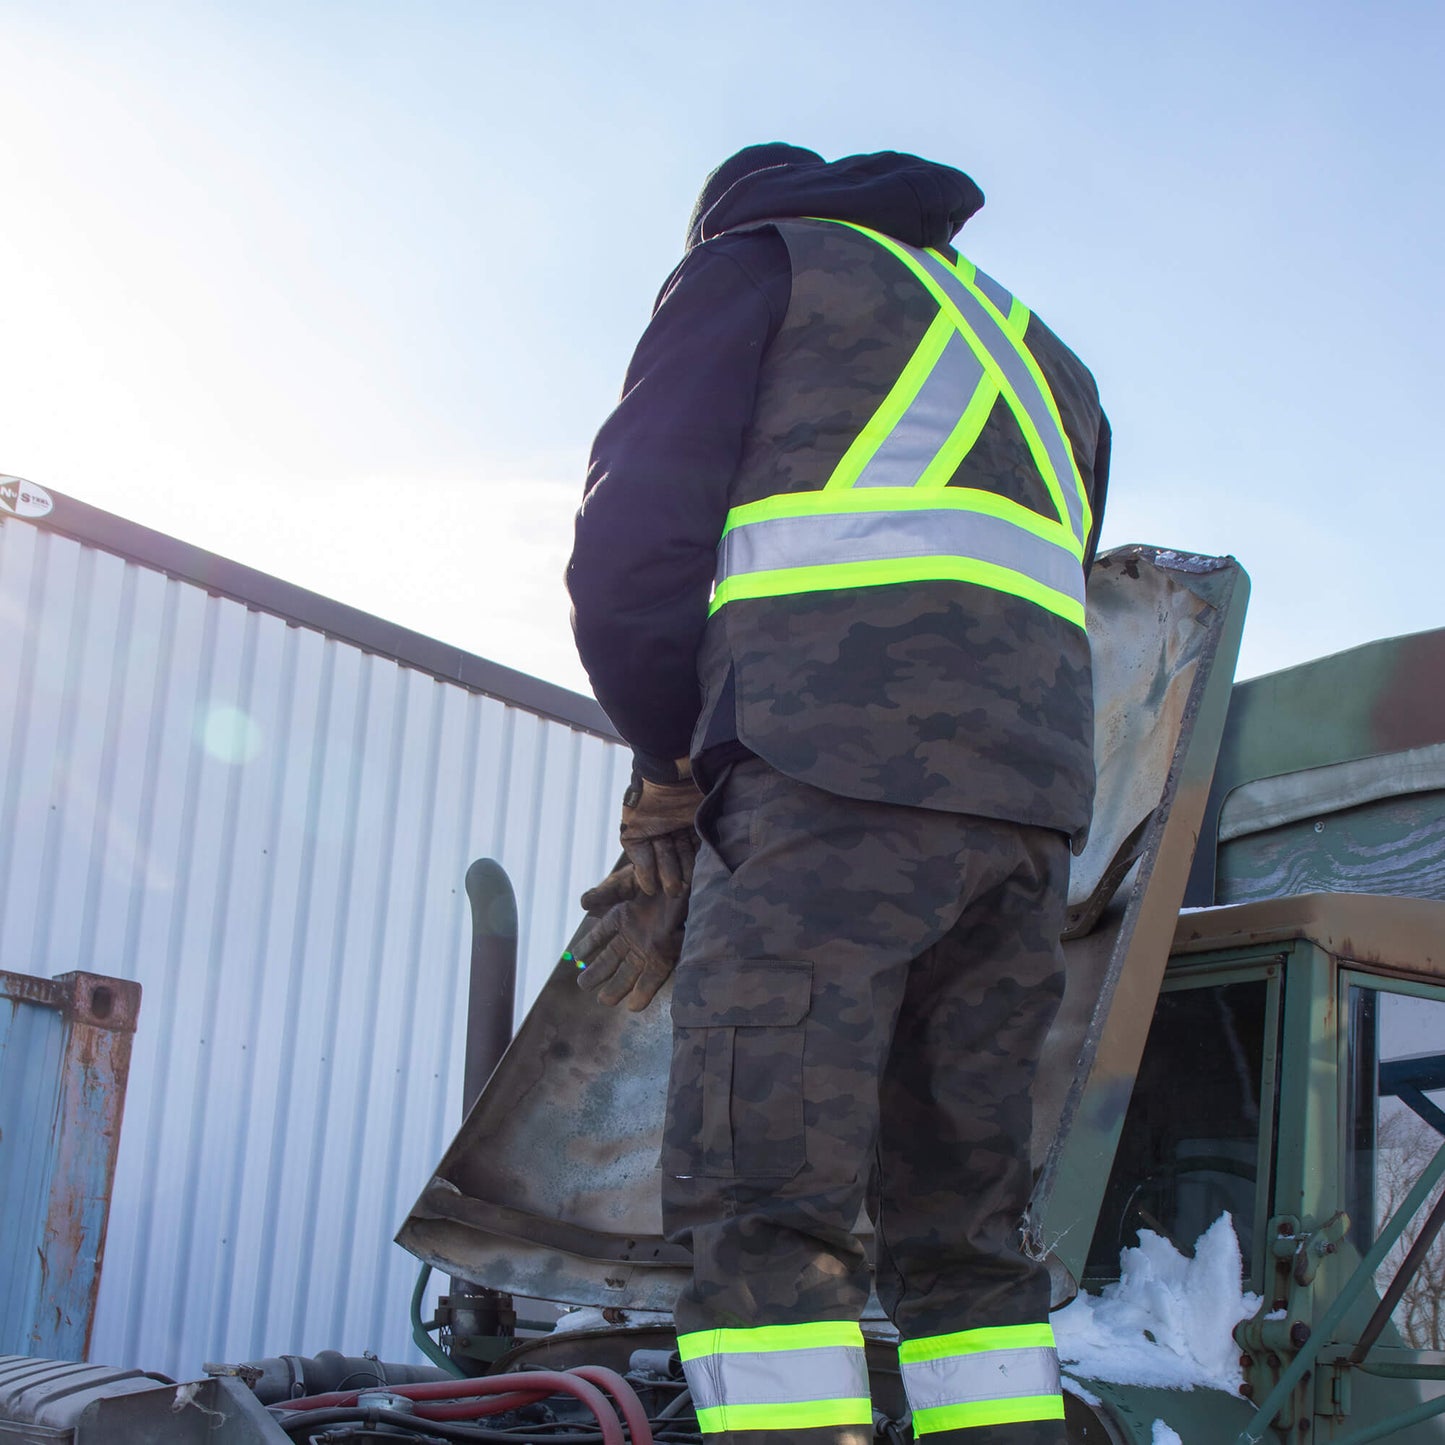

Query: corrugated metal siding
(0, 516), (631, 1379)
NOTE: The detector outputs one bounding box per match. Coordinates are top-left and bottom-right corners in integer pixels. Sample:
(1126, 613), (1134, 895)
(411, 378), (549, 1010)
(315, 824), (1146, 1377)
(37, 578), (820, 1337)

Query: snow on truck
(2, 538), (1444, 1443)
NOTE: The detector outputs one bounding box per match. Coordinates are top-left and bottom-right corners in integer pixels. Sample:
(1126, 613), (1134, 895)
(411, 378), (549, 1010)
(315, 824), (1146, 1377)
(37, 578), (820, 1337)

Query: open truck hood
(398, 545), (1250, 1309)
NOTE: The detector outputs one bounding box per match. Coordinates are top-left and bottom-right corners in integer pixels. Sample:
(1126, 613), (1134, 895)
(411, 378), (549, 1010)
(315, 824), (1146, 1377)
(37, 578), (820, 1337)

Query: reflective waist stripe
(678, 1322), (871, 1435)
(713, 492), (1086, 627)
(712, 219), (1090, 627)
(899, 1324), (1065, 1437)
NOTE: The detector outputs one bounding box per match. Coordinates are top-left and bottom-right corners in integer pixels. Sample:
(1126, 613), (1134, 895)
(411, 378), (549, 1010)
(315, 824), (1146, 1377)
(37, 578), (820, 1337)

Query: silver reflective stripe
(901, 1346), (1061, 1411)
(853, 331), (987, 488)
(969, 265), (1015, 323)
(914, 249), (1087, 545)
(717, 506), (1084, 608)
(683, 1344), (869, 1411)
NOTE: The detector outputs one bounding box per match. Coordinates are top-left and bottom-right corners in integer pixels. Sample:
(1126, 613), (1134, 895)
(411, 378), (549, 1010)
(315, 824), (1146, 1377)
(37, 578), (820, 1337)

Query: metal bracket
(1235, 1213), (1335, 1431)
(1237, 1135), (1445, 1444)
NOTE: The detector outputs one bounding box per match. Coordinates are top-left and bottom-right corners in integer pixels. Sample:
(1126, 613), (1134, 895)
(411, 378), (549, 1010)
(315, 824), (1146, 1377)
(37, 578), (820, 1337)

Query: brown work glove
(619, 769), (703, 898)
(573, 863), (688, 1011)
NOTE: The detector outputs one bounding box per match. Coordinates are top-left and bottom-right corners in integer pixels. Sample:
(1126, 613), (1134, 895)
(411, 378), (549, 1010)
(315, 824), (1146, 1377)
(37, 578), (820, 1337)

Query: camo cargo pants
(662, 758), (1070, 1445)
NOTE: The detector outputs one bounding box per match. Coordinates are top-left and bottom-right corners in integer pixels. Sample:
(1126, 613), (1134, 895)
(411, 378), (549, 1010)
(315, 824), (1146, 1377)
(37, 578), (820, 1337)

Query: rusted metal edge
(412, 1181), (692, 1267)
(0, 970), (140, 1033)
(1174, 894), (1445, 975)
(1031, 554), (1250, 1287)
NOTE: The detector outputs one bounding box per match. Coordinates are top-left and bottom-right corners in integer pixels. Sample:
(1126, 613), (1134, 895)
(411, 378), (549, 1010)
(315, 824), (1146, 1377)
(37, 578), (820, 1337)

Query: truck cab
(1070, 616), (1445, 1443)
(1080, 895), (1445, 1442)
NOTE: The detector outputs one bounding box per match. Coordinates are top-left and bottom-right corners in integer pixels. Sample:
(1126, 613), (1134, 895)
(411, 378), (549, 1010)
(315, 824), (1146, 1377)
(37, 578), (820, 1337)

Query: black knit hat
(686, 143), (823, 250)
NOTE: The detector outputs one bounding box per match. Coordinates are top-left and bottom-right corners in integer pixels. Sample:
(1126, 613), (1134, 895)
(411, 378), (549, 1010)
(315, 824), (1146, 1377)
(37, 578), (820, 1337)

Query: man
(567, 145), (1109, 1445)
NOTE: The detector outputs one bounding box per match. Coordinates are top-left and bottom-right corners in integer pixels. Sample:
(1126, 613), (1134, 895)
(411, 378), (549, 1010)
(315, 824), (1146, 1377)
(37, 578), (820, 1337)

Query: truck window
(1086, 978), (1271, 1285)
(1345, 983), (1445, 1350)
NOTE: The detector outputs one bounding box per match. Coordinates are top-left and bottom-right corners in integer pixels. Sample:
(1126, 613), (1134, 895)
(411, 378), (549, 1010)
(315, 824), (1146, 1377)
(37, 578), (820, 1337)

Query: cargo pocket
(663, 960), (813, 1180)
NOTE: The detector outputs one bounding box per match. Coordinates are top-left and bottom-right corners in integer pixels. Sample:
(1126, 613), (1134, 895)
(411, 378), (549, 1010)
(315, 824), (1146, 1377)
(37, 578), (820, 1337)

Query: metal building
(0, 483), (628, 1381)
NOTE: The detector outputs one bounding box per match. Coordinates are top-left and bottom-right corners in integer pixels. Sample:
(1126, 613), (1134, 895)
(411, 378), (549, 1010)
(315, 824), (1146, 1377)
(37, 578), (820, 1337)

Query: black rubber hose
(312, 1432), (444, 1444)
(275, 1408), (606, 1443)
(239, 1349), (455, 1403)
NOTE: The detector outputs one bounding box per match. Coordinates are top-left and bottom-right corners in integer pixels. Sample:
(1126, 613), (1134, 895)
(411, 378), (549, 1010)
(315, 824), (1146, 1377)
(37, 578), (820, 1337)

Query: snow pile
(552, 1306), (675, 1334)
(1053, 1213), (1259, 1392)
(1151, 1423), (1183, 1445)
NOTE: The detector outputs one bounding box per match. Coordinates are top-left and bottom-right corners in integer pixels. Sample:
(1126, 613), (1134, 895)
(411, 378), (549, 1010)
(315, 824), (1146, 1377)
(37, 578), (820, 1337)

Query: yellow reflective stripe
(919, 240), (1076, 539)
(798, 218), (1090, 548)
(824, 309), (956, 490)
(899, 1322), (1057, 1363)
(953, 255), (1034, 333)
(830, 220), (1074, 538)
(912, 377), (1001, 489)
(821, 219), (1089, 547)
(927, 244), (1092, 544)
(677, 1320), (864, 1361)
(695, 1398), (873, 1433)
(709, 555), (1086, 629)
(912, 1393), (1065, 1434)
(721, 485), (1080, 558)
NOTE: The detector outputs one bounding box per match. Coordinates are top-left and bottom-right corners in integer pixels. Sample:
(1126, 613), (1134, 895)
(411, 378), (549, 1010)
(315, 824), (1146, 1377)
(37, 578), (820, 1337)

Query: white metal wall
(0, 515), (631, 1380)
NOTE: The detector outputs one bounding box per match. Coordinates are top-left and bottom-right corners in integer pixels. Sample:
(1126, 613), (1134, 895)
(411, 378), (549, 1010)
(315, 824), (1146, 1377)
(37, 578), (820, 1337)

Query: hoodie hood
(685, 146), (984, 254)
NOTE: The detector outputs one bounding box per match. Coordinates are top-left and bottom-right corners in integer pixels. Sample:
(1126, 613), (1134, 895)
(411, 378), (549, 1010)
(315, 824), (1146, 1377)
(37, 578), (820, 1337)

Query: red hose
(414, 1390), (550, 1420)
(402, 1367), (654, 1444)
(273, 1368), (625, 1445)
(570, 1365), (655, 1445)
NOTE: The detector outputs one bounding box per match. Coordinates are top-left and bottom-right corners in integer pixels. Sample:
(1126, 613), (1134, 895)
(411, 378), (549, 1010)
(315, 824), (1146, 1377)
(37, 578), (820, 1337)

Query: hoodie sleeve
(567, 233), (789, 776)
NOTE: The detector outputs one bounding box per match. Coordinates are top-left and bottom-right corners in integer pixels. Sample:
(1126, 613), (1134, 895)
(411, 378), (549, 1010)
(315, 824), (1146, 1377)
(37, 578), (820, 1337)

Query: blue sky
(3, 0), (1442, 695)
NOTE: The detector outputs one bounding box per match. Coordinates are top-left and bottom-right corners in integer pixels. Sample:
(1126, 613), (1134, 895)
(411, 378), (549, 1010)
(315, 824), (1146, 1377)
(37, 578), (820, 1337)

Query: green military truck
(3, 546), (1443, 1443)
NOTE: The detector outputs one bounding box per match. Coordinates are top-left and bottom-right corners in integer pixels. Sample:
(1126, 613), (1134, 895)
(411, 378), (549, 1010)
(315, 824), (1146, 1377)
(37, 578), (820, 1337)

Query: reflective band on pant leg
(900, 1324), (1065, 1436)
(678, 1321), (872, 1435)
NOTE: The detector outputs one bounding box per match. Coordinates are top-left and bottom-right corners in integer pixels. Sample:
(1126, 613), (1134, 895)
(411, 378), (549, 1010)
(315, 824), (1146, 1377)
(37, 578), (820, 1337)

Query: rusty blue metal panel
(0, 970), (141, 1360)
(0, 994), (67, 1352)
